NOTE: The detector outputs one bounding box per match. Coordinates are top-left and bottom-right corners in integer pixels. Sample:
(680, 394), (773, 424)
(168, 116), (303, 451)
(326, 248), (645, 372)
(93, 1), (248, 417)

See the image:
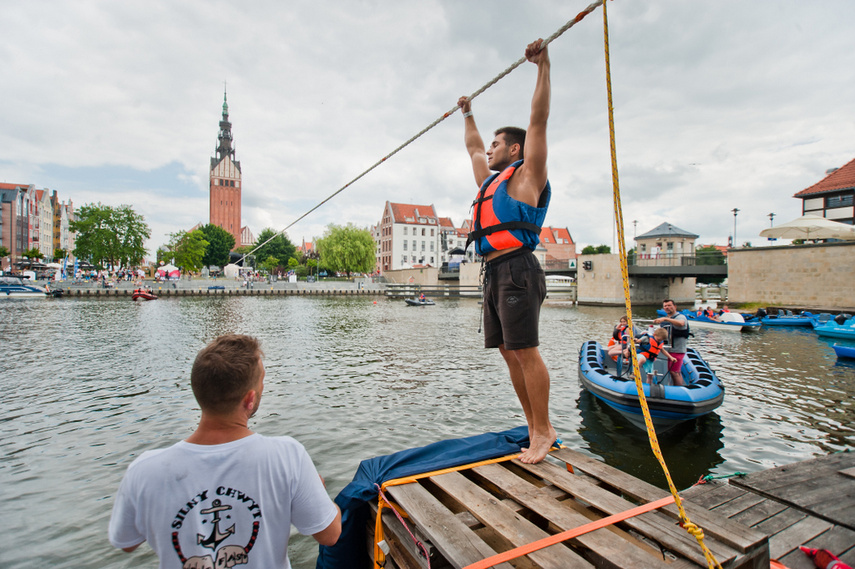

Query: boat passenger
(627, 327), (677, 369)
(607, 316), (644, 359)
(419, 293), (426, 302)
(653, 299), (689, 387)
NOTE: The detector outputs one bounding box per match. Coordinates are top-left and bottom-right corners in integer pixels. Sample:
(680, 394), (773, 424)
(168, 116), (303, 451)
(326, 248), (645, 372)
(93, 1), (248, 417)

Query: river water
(1, 295), (854, 568)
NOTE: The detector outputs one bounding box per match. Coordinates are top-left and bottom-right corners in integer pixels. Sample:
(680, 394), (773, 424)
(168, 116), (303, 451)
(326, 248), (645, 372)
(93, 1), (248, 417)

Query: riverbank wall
(728, 241), (855, 311)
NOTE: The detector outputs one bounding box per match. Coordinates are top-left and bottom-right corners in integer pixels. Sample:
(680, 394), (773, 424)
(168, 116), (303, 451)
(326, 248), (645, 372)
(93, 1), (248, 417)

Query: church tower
(209, 88), (242, 247)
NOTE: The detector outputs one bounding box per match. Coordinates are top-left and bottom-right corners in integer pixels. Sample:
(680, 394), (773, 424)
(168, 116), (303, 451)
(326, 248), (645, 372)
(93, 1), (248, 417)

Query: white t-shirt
(109, 434), (338, 569)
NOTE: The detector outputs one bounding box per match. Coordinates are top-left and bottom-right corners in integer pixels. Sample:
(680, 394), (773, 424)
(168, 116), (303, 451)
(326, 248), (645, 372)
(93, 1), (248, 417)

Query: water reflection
(576, 389), (725, 490)
(1, 296), (854, 568)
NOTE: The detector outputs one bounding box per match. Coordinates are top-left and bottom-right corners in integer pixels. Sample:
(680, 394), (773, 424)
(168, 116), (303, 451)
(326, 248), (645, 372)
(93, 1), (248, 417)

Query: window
(412, 240), (416, 250)
(430, 242), (434, 251)
(431, 228), (435, 236)
(828, 194), (854, 208)
(421, 242), (425, 251)
(403, 241), (407, 251)
(421, 228), (425, 236)
(403, 227), (408, 235)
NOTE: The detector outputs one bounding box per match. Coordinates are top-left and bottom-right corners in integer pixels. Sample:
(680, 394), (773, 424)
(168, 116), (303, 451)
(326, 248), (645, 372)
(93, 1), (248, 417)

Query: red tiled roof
(389, 203), (438, 225)
(539, 226), (574, 245)
(0, 182), (29, 190)
(438, 217), (454, 229)
(794, 157), (855, 197)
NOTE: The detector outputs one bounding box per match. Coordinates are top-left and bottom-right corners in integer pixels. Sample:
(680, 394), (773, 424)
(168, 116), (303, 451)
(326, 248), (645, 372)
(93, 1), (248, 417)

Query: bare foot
(518, 427), (558, 464)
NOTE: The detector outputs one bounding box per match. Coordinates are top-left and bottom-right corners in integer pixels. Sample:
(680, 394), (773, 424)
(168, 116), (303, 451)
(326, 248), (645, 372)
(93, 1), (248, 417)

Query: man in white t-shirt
(109, 334), (341, 568)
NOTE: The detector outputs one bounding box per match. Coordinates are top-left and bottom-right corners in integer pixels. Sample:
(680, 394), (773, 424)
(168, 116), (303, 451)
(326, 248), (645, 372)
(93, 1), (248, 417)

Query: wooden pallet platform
(369, 448), (769, 569)
(683, 451), (855, 569)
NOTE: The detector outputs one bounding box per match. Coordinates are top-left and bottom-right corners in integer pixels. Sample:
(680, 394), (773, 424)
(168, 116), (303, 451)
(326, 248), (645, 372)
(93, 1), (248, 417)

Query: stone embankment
(55, 278), (385, 298)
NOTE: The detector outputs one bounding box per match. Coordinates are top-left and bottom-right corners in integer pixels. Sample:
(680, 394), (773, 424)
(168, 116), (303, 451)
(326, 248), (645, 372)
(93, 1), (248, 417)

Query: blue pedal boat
(815, 318), (855, 341)
(578, 340), (724, 432)
(833, 344), (855, 360)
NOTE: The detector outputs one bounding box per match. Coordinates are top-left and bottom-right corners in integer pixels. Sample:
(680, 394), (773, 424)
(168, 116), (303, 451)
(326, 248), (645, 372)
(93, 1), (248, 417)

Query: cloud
(3, 0), (854, 256)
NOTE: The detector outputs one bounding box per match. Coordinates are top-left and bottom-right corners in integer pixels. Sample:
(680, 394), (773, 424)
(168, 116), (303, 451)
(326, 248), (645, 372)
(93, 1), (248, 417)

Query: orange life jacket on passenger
(640, 336), (664, 359)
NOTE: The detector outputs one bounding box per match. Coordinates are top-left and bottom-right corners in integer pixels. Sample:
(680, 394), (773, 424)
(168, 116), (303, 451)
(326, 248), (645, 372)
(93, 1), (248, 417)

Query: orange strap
(463, 495), (677, 569)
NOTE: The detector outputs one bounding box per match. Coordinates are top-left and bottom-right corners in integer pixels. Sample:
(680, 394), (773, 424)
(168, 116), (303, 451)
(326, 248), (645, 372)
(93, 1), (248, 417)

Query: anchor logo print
(171, 488), (261, 569)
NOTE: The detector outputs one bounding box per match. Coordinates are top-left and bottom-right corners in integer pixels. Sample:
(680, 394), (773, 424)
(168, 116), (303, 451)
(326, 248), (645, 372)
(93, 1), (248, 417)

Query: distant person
(457, 38), (555, 464)
(654, 299), (688, 386)
(109, 334), (341, 567)
(607, 316), (645, 359)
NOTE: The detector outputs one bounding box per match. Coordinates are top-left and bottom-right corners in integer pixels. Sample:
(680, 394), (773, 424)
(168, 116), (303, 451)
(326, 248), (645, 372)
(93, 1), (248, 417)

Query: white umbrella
(759, 215), (855, 241)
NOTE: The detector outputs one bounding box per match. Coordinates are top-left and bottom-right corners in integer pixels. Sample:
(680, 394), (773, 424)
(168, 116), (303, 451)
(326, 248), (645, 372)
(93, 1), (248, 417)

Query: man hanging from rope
(458, 38), (556, 464)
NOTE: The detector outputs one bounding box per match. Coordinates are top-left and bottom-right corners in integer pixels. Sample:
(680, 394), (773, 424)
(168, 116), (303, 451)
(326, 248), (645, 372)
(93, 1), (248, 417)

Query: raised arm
(458, 96), (491, 187)
(515, 39), (550, 205)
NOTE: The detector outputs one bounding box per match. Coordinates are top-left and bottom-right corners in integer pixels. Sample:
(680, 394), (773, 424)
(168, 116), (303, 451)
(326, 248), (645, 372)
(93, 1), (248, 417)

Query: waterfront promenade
(53, 277), (386, 297)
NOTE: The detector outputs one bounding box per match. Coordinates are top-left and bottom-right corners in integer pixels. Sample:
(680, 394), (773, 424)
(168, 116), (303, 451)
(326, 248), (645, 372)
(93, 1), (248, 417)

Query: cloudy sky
(4, 1), (854, 256)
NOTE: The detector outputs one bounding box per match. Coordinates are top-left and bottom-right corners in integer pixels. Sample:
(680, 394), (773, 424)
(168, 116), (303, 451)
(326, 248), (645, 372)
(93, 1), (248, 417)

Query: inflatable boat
(578, 340), (724, 432)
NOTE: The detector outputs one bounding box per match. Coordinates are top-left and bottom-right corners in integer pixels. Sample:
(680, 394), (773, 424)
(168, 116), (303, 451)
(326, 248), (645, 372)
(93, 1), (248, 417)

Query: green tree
(71, 203), (150, 269)
(0, 246), (9, 259)
(581, 244), (611, 255)
(254, 228), (296, 265)
(54, 248), (66, 260)
(259, 255), (279, 273)
(695, 245), (726, 285)
(167, 230), (209, 273)
(23, 247), (44, 260)
(200, 224), (236, 268)
(316, 223), (376, 276)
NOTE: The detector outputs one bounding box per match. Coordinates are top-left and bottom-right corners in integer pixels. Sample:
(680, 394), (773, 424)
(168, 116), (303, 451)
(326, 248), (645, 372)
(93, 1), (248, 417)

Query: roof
(794, 157), (855, 197)
(388, 203), (438, 225)
(0, 183), (29, 191)
(540, 226), (574, 244)
(636, 222), (699, 240)
(438, 217), (455, 229)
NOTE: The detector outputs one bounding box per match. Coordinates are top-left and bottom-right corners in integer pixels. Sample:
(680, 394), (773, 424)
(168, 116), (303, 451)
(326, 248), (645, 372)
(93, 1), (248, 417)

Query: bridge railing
(628, 252), (727, 267)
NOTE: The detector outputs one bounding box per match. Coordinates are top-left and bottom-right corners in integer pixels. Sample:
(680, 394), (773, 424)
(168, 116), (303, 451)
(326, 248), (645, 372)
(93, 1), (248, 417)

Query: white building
(375, 202), (441, 273)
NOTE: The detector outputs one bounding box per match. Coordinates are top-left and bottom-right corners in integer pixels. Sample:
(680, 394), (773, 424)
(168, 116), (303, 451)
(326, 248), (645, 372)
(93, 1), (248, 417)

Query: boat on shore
(132, 288), (158, 301)
(404, 297), (434, 306)
(0, 276), (49, 299)
(578, 340), (724, 432)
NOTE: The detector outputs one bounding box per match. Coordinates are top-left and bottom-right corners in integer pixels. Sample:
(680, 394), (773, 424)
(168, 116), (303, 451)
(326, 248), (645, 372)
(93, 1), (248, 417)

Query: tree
(695, 245), (726, 285)
(581, 244), (611, 255)
(200, 224), (235, 268)
(259, 255), (279, 273)
(54, 248), (66, 260)
(167, 230), (209, 273)
(316, 223), (376, 276)
(0, 246), (9, 259)
(71, 203), (150, 269)
(254, 228), (296, 265)
(23, 247), (44, 260)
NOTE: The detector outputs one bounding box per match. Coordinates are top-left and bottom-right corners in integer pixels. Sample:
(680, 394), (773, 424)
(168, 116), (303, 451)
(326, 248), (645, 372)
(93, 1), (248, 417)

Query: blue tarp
(316, 426), (530, 569)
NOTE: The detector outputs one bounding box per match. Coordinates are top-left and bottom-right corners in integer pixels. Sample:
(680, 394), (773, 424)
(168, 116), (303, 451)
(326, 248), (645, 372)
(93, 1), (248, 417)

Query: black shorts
(483, 249), (546, 350)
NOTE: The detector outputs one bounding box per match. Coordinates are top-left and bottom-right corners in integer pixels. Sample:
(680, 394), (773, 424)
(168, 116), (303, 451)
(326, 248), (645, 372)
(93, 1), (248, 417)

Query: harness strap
(463, 495), (677, 569)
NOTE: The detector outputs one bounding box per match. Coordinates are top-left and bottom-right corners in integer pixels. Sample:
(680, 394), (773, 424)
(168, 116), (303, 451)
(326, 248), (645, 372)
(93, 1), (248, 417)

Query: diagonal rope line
(237, 0), (604, 264)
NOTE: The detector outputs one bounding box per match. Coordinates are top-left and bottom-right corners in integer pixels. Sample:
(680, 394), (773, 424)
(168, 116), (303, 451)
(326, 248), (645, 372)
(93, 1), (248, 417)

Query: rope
(234, 0), (605, 266)
(600, 1), (722, 567)
(375, 483), (431, 568)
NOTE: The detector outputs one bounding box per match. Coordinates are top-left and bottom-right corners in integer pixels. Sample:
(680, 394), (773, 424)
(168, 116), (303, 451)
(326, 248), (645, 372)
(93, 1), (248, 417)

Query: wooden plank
(801, 525), (855, 560)
(732, 453), (855, 494)
(516, 458), (738, 567)
(710, 492), (767, 519)
(686, 484), (749, 510)
(752, 507), (807, 536)
(472, 463), (672, 569)
(768, 516), (833, 560)
(551, 448), (767, 554)
(731, 499), (789, 528)
(775, 548), (816, 569)
(387, 482), (515, 569)
(368, 500), (447, 569)
(429, 470), (594, 569)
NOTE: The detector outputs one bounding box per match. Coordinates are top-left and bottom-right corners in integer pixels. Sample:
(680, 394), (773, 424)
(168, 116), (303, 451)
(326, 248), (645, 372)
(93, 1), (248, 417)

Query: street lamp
(768, 212), (775, 227)
(732, 208), (740, 248)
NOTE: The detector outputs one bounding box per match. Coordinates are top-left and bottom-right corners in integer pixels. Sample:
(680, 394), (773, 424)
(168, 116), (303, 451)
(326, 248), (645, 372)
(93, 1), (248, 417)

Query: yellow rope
(601, 2), (722, 568)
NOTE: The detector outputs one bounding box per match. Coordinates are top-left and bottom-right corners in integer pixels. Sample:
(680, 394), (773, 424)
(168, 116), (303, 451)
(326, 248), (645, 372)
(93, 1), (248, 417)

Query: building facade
(209, 90), (243, 247)
(634, 222), (699, 266)
(539, 226), (576, 268)
(793, 157), (855, 225)
(375, 202), (441, 273)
